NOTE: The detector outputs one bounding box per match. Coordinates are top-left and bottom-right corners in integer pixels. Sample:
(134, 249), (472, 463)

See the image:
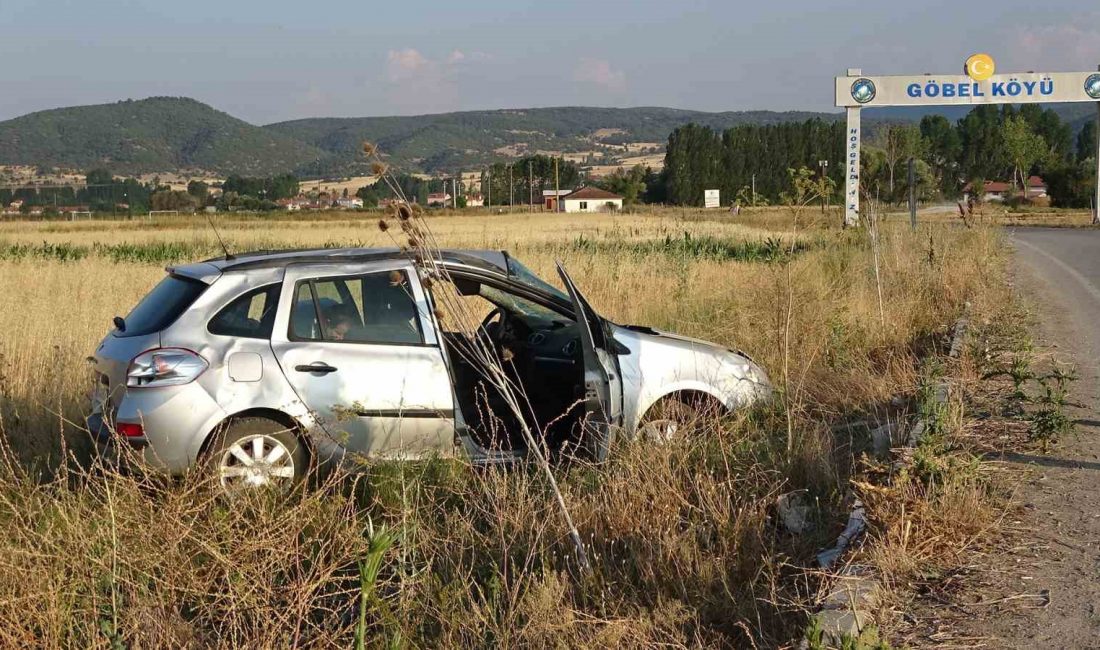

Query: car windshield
(505, 256), (570, 303)
(479, 284), (567, 325)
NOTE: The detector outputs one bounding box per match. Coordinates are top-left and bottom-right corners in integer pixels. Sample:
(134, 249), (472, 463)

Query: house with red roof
(963, 176), (1047, 202)
(561, 186), (623, 213)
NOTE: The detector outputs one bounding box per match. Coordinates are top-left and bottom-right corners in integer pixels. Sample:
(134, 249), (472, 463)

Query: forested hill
(264, 106), (837, 176)
(2, 96), (1089, 177)
(0, 97), (327, 176)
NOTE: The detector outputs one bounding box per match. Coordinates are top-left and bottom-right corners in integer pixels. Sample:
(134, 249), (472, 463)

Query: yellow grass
(0, 207), (1006, 646)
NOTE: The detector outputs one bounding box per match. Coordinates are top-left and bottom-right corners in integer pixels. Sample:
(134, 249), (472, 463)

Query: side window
(290, 282), (322, 340)
(208, 284), (280, 339)
(289, 270), (423, 345)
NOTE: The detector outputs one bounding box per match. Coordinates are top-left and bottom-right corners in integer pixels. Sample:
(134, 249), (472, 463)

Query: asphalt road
(963, 227), (1100, 647)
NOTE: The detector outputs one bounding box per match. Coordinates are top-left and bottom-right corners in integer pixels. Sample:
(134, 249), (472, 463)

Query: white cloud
(447, 49), (466, 64)
(1011, 20), (1100, 69)
(574, 58), (626, 92)
(386, 48), (431, 81)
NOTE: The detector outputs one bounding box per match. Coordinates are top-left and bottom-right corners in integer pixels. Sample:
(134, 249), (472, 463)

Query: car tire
(639, 397), (709, 442)
(205, 417), (307, 491)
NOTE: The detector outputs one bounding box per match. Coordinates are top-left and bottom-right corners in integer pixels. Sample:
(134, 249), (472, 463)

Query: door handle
(295, 362), (338, 374)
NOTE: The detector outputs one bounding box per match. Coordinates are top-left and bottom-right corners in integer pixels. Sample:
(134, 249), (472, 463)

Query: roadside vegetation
(0, 207), (1006, 646)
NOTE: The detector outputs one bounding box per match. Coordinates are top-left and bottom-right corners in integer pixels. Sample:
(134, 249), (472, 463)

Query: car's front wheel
(638, 395), (723, 442)
(206, 418), (306, 491)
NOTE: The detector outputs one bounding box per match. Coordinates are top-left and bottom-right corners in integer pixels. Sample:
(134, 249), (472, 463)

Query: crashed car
(88, 248), (771, 488)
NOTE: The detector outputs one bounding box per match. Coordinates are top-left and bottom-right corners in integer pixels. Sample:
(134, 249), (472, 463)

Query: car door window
(290, 270), (423, 345)
(208, 284), (280, 339)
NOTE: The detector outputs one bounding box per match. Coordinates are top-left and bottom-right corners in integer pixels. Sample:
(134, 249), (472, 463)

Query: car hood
(616, 323), (754, 361)
(607, 321), (771, 426)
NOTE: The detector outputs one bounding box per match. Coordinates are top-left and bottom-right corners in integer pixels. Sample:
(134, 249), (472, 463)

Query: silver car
(88, 248), (771, 488)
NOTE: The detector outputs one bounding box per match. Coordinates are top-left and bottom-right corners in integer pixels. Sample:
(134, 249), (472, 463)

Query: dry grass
(0, 207), (1005, 646)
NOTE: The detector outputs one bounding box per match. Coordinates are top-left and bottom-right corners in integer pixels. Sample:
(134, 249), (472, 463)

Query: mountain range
(0, 97), (1093, 178)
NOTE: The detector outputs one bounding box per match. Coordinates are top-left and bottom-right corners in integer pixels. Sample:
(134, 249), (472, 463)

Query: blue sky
(1, 0), (1098, 123)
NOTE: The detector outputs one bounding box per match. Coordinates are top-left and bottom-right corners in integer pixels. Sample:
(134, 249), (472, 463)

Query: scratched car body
(88, 248), (771, 489)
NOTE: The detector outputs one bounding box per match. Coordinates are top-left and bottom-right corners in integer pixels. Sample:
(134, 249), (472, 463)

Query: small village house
(542, 189), (571, 211)
(427, 192), (452, 208)
(335, 197), (364, 209)
(561, 186), (623, 213)
(964, 176), (1047, 202)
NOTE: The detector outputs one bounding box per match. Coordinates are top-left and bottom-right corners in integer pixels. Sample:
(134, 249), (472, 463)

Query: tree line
(658, 106), (1097, 208)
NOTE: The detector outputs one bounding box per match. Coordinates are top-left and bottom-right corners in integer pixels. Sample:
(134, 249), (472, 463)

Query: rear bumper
(88, 382), (225, 475)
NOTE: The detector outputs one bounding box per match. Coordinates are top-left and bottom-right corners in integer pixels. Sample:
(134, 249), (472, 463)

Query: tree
(1019, 104), (1071, 163)
(779, 167), (832, 227)
(957, 105), (1008, 182)
(870, 123), (924, 200)
(664, 123), (723, 206)
(598, 165), (647, 207)
(920, 115), (962, 197)
(355, 186), (380, 208)
(86, 168), (114, 187)
(1045, 158), (1096, 208)
(150, 189), (197, 211)
(1002, 116), (1047, 199)
(1076, 121), (1097, 163)
(187, 180), (209, 202)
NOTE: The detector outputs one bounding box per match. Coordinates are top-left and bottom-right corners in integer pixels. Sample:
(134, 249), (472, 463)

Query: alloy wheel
(217, 434), (296, 490)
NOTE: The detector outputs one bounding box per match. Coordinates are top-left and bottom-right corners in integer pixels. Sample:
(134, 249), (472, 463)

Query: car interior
(433, 275), (588, 453)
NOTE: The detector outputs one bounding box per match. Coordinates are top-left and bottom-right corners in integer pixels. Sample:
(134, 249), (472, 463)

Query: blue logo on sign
(851, 78), (876, 104)
(1086, 74), (1100, 100)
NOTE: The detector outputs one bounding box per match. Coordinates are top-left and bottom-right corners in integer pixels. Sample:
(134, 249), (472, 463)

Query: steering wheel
(476, 307), (505, 347)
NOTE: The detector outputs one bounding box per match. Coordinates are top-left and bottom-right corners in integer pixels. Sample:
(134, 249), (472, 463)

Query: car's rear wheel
(206, 418), (305, 491)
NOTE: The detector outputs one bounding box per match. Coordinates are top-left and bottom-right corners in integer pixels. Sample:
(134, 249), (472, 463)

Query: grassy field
(0, 207), (1006, 647)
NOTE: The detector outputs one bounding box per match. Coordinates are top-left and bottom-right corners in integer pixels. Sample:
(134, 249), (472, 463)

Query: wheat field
(0, 208), (1004, 647)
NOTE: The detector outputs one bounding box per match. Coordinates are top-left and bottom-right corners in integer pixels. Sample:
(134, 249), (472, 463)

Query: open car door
(556, 262), (623, 461)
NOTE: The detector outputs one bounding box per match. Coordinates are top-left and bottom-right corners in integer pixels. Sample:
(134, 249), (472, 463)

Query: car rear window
(116, 274), (207, 338)
(208, 284), (280, 339)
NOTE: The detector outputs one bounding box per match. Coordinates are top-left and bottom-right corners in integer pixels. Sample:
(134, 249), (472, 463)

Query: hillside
(1, 97), (1091, 179)
(0, 97), (326, 176)
(264, 106), (838, 175)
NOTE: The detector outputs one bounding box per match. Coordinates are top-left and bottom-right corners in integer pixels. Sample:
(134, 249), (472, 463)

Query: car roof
(170, 247), (509, 281)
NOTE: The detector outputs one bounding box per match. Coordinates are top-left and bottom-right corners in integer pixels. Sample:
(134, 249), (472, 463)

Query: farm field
(0, 208), (1006, 646)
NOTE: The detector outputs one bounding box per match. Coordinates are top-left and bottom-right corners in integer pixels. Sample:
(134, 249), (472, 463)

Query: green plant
(1028, 365), (1077, 449)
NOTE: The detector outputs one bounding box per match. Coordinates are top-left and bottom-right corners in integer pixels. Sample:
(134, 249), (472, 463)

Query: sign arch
(836, 62), (1100, 226)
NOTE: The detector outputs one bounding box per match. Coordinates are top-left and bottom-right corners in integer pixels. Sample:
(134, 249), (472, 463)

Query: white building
(561, 186), (623, 213)
(426, 192), (452, 207)
(335, 197), (364, 209)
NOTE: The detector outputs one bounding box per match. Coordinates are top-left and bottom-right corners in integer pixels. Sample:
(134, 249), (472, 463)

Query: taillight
(127, 348), (208, 388)
(116, 422), (144, 437)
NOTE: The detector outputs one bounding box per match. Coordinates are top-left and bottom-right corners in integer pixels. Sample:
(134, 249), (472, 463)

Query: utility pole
(528, 160), (533, 212)
(554, 158), (563, 213)
(487, 168), (491, 210)
(751, 173), (756, 207)
(1094, 64), (1100, 225)
(817, 160), (828, 214)
(508, 163), (513, 208)
(908, 157), (917, 230)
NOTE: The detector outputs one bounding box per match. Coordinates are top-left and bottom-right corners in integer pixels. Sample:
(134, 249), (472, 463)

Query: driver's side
(429, 275), (586, 454)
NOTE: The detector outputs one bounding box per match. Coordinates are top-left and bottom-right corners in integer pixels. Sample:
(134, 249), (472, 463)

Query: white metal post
(1095, 65), (1100, 225)
(844, 68), (862, 228)
(845, 107), (861, 227)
